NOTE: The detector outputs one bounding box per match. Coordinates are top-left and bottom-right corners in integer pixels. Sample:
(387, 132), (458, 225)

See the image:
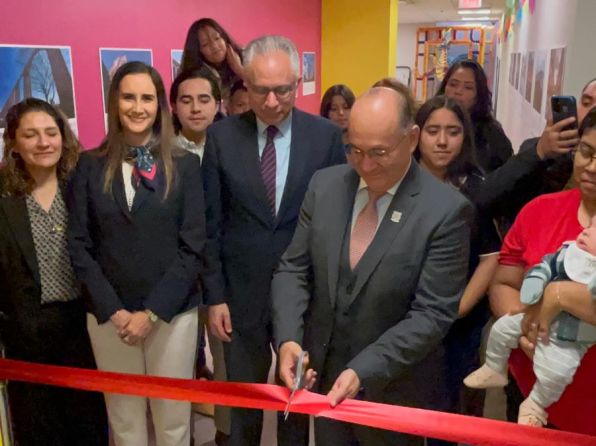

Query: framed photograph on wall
(0, 44), (77, 157)
(525, 51), (534, 104)
(546, 47), (566, 119)
(514, 53), (521, 91)
(520, 53), (527, 99)
(302, 52), (316, 96)
(533, 50), (547, 115)
(99, 48), (153, 130)
(171, 49), (183, 81)
(509, 52), (515, 85)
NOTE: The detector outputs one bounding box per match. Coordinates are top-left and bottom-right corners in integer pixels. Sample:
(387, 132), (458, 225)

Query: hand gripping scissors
(283, 350), (306, 421)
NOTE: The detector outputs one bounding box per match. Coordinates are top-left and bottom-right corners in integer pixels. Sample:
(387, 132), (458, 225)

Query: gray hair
(243, 35), (300, 79)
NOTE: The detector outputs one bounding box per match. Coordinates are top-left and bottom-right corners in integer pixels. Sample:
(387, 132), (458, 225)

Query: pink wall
(1, 0), (322, 148)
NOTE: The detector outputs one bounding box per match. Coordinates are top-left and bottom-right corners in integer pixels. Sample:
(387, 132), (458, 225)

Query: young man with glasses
(201, 35), (345, 446)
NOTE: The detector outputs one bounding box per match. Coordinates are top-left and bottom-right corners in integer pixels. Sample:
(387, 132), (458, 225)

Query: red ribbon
(0, 359), (595, 446)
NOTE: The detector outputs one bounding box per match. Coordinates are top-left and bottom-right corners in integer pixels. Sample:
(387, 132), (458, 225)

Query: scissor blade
(294, 351), (307, 391)
(284, 351), (306, 421)
(284, 388), (296, 420)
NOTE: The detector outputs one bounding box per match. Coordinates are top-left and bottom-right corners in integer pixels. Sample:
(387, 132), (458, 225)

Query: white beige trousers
(87, 308), (198, 446)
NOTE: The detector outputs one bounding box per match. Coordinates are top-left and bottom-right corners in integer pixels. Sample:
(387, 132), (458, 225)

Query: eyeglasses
(574, 142), (596, 164)
(247, 82), (297, 99)
(346, 131), (411, 161)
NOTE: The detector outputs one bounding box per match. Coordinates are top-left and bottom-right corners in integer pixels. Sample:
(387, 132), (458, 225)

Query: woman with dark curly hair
(437, 59), (513, 173)
(181, 18), (244, 104)
(0, 98), (107, 445)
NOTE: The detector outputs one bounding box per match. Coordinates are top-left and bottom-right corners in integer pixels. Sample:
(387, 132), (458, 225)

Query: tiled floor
(192, 338), (282, 446)
(193, 409), (281, 446)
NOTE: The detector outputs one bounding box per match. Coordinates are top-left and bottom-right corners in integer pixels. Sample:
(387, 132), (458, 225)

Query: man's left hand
(327, 368), (360, 407)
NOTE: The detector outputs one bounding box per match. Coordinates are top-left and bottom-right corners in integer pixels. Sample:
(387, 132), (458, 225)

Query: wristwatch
(145, 309), (159, 323)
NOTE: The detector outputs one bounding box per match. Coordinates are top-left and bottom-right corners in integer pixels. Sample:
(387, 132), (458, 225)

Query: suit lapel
(130, 183), (151, 213)
(276, 109), (305, 226)
(239, 112), (275, 226)
(1, 196), (40, 285)
(347, 162), (421, 307)
(327, 169), (360, 308)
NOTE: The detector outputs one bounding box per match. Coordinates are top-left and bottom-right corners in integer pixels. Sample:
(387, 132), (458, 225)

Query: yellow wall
(322, 0), (398, 96)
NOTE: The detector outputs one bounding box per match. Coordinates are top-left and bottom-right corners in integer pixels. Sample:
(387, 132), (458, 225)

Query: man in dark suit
(202, 35), (345, 445)
(272, 87), (473, 445)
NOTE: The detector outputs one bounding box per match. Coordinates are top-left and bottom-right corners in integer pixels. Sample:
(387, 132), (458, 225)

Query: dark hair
(372, 78), (418, 125)
(1, 98), (80, 196)
(320, 84), (355, 118)
(170, 67), (222, 133)
(579, 106), (596, 137)
(230, 79), (247, 98)
(582, 78), (596, 94)
(101, 61), (177, 197)
(437, 59), (493, 122)
(180, 18), (242, 93)
(414, 95), (479, 185)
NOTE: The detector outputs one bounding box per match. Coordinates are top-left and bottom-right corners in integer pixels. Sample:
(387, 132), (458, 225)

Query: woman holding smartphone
(67, 61), (205, 446)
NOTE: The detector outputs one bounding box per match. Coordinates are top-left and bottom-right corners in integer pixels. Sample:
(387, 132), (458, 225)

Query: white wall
(563, 0), (596, 95)
(494, 0), (592, 151)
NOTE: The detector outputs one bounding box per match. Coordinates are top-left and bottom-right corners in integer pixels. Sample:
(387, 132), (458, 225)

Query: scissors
(283, 350), (307, 421)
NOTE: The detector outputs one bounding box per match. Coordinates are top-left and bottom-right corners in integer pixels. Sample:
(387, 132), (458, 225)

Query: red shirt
(500, 188), (596, 434)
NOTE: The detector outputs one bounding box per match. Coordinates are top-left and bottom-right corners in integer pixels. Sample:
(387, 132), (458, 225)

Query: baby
(464, 218), (596, 427)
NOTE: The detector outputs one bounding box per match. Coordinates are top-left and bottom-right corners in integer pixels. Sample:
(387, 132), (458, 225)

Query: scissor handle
(294, 350), (307, 391)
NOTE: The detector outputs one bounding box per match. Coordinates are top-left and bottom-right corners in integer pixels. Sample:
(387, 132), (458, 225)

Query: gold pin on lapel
(391, 211), (402, 223)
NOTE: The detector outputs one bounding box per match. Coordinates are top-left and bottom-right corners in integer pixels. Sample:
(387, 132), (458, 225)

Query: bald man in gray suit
(272, 87), (473, 445)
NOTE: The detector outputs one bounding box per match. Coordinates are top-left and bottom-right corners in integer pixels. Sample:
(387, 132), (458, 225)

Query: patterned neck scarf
(127, 141), (157, 190)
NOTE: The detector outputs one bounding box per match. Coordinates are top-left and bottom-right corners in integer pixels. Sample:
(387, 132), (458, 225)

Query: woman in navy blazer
(67, 62), (205, 446)
(0, 98), (107, 445)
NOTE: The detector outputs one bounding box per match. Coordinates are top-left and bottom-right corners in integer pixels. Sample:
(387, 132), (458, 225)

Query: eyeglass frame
(246, 80), (300, 100)
(345, 129), (412, 161)
(573, 141), (596, 164)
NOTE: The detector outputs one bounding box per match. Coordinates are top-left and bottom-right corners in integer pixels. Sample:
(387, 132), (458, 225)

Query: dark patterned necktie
(261, 125), (278, 215)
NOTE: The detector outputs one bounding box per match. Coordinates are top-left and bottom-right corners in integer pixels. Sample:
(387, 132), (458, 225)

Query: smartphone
(551, 95), (578, 130)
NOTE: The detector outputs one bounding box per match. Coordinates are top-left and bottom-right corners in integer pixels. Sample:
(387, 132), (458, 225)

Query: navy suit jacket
(67, 150), (205, 323)
(202, 108), (345, 330)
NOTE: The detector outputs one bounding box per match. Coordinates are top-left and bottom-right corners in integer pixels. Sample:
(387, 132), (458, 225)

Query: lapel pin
(391, 211), (402, 223)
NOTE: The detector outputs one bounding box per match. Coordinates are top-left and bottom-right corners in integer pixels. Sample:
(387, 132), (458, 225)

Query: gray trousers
(485, 313), (590, 408)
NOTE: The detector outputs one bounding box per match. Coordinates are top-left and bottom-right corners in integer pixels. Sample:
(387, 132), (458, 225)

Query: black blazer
(202, 108), (346, 330)
(0, 192), (47, 358)
(474, 118), (513, 173)
(67, 150), (205, 324)
(0, 187), (88, 359)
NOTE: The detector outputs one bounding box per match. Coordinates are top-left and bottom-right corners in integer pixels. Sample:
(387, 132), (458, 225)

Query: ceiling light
(461, 16), (493, 21)
(458, 8), (491, 14)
